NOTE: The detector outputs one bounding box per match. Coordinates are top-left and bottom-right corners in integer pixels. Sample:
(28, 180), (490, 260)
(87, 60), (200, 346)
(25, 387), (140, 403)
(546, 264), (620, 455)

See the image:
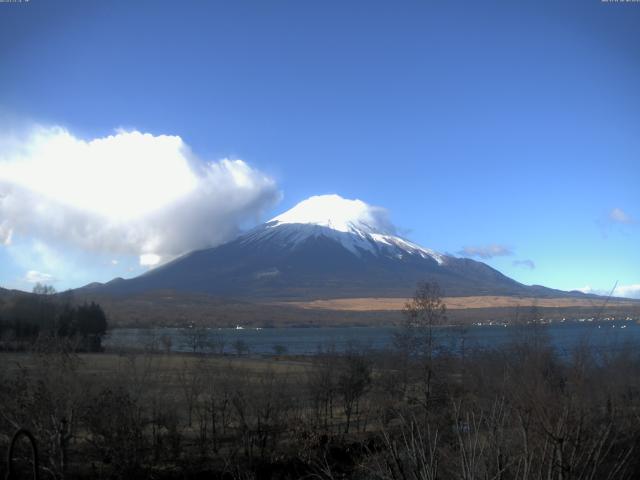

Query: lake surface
(104, 320), (640, 356)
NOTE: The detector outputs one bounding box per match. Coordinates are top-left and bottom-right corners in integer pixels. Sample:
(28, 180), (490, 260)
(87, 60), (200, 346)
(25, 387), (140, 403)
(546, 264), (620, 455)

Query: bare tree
(233, 339), (250, 356)
(177, 359), (203, 427)
(183, 327), (208, 354)
(338, 348), (372, 433)
(32, 283), (57, 296)
(307, 346), (340, 431)
(160, 333), (172, 354)
(395, 281), (447, 410)
(0, 345), (84, 479)
(273, 344), (288, 356)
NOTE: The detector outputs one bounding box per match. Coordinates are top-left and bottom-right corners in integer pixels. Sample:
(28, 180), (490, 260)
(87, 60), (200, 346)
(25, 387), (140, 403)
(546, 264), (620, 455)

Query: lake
(103, 319), (640, 356)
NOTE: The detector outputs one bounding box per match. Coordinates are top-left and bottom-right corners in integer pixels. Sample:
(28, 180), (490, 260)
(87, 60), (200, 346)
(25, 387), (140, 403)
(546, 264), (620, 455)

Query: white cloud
(0, 126), (281, 266)
(271, 194), (398, 234)
(8, 240), (63, 273)
(0, 225), (12, 245)
(572, 285), (609, 295)
(609, 208), (635, 224)
(24, 270), (56, 284)
(576, 284), (640, 299)
(139, 253), (161, 267)
(458, 244), (513, 259)
(614, 284), (640, 299)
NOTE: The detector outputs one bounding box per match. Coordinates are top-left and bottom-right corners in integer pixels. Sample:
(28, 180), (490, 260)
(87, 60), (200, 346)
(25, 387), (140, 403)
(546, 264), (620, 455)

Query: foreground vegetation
(2, 283), (640, 479)
(3, 328), (640, 478)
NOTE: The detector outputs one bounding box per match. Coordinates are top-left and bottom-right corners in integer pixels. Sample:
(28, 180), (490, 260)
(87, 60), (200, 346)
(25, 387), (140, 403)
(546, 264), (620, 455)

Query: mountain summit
(270, 194), (394, 234)
(242, 195), (444, 263)
(86, 194), (571, 299)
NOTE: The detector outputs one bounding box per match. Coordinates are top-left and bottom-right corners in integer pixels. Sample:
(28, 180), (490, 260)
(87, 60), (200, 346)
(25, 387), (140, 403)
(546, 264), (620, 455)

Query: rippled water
(104, 320), (640, 356)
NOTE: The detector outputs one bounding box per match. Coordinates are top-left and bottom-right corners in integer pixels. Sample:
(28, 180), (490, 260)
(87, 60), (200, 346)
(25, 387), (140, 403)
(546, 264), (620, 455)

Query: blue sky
(0, 0), (638, 296)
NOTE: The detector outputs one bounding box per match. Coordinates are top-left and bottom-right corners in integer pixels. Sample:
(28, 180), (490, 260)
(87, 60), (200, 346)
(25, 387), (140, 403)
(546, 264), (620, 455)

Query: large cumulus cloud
(0, 126), (281, 266)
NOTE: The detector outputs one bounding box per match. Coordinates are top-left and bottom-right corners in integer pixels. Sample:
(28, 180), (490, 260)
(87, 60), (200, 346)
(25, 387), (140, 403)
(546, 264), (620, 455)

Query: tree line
(0, 283), (108, 352)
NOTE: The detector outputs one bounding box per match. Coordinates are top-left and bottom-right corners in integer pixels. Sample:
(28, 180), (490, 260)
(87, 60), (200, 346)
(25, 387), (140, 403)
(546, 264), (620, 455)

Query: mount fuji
(86, 194), (575, 300)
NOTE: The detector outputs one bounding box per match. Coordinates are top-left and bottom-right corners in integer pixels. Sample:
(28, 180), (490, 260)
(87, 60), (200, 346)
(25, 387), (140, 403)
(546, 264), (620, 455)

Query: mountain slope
(85, 195), (577, 300)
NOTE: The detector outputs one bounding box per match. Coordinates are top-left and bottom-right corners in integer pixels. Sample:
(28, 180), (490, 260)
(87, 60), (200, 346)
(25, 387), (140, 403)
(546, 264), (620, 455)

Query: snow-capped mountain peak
(81, 193), (566, 300)
(245, 194), (444, 264)
(269, 194), (388, 234)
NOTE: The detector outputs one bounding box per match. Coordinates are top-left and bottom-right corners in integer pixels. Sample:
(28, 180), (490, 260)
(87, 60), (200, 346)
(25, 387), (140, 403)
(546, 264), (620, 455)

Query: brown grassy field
(275, 295), (640, 311)
(71, 292), (640, 328)
(23, 290), (637, 335)
(0, 351), (311, 384)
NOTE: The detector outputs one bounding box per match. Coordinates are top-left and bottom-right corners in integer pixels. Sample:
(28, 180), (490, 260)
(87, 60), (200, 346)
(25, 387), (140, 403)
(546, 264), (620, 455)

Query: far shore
(275, 295), (640, 311)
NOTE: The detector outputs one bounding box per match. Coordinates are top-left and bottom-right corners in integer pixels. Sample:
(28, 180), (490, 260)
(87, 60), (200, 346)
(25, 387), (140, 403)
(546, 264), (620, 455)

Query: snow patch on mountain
(242, 194), (444, 264)
(270, 194), (392, 234)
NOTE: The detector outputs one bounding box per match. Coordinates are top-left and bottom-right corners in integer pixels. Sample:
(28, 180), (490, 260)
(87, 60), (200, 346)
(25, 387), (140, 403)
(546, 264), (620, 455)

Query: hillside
(79, 195), (594, 301)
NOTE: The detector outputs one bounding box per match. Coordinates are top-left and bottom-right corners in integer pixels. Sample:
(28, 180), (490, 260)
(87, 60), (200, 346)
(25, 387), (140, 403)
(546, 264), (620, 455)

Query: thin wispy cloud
(609, 208), (635, 225)
(0, 126), (282, 267)
(615, 284), (640, 299)
(576, 284), (640, 300)
(458, 244), (513, 259)
(0, 224), (12, 245)
(512, 259), (535, 270)
(24, 270), (56, 284)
